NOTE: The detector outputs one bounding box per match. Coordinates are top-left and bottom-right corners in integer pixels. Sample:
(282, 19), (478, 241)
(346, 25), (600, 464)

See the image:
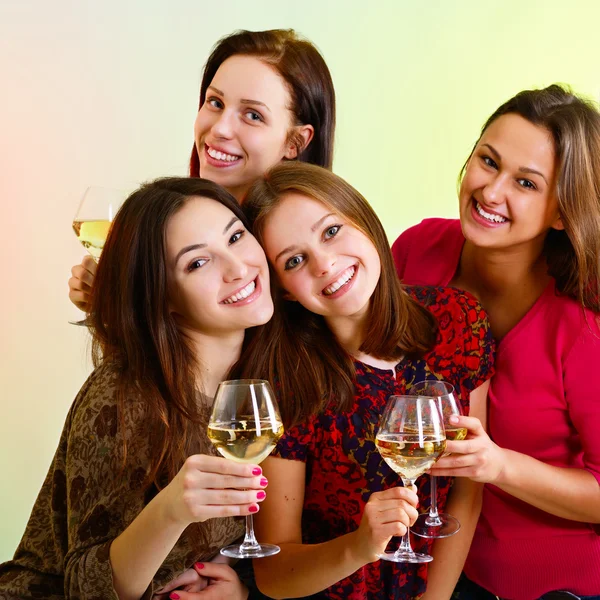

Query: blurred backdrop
(1, 0), (599, 559)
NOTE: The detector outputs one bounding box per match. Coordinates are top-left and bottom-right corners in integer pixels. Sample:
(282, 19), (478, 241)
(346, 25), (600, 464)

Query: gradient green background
(1, 0), (599, 560)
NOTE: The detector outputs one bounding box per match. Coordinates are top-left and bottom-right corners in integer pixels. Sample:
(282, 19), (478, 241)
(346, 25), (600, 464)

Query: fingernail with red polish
(170, 594), (180, 600)
(252, 467), (262, 476)
(257, 491), (266, 500)
(195, 562), (204, 570)
(249, 504), (259, 513)
(260, 477), (268, 487)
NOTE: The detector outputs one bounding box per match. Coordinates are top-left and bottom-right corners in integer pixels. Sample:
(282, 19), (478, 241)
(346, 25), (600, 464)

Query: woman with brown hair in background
(68, 28), (336, 313)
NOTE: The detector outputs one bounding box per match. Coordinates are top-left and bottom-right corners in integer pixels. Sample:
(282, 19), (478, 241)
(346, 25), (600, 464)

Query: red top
(393, 218), (600, 600)
(273, 286), (494, 599)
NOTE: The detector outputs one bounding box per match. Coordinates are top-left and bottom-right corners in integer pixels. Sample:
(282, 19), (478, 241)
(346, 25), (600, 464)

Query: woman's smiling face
(194, 55), (302, 201)
(260, 192), (381, 321)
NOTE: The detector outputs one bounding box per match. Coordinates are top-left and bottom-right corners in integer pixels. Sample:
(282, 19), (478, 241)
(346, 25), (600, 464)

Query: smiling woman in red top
(393, 85), (600, 600)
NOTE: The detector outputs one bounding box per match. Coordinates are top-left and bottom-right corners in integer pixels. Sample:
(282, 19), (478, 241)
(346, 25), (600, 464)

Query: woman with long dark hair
(0, 177), (274, 599)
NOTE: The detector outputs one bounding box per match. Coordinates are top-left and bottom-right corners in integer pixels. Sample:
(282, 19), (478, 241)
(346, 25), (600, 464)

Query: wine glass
(409, 381), (465, 539)
(208, 379), (284, 559)
(375, 394), (446, 563)
(70, 186), (125, 325)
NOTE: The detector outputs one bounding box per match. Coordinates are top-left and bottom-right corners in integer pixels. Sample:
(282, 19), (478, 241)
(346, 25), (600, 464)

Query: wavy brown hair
(189, 29), (336, 177)
(460, 84), (600, 311)
(240, 162), (437, 426)
(89, 177), (251, 488)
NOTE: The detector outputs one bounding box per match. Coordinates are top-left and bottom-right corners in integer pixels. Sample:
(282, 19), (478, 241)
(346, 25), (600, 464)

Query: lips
(220, 277), (262, 307)
(203, 143), (242, 168)
(321, 265), (358, 299)
(470, 198), (509, 227)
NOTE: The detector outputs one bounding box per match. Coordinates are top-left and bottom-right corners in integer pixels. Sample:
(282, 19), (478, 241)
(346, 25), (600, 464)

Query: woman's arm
(420, 381), (487, 600)
(252, 457), (418, 599)
(108, 455), (265, 600)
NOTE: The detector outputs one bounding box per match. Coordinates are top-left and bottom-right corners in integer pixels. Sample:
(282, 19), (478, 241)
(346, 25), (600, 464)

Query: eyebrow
(207, 86), (271, 113)
(274, 213), (336, 263)
(175, 217), (241, 265)
(481, 143), (549, 185)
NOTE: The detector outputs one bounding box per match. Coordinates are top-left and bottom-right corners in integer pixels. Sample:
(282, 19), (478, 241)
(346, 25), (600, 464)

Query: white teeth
(323, 266), (355, 296)
(223, 280), (256, 304)
(207, 147), (241, 162)
(476, 201), (507, 223)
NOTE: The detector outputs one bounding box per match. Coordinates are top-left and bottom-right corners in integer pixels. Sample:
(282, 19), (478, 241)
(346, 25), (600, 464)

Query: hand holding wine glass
(208, 379), (284, 559)
(375, 394), (446, 563)
(70, 186), (125, 324)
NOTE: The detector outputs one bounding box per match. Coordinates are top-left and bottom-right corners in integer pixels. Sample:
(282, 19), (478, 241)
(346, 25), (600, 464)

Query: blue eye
(229, 230), (244, 244)
(187, 258), (208, 272)
(284, 255), (304, 271)
(324, 225), (341, 240)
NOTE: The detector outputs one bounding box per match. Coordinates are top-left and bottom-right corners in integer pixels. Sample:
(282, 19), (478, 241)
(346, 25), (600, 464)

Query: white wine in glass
(208, 379), (284, 559)
(410, 380), (464, 539)
(70, 186), (125, 325)
(375, 394), (446, 563)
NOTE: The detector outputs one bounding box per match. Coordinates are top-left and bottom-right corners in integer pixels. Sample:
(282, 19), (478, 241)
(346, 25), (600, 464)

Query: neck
(228, 184), (250, 205)
(457, 236), (549, 298)
(182, 327), (246, 398)
(325, 305), (369, 356)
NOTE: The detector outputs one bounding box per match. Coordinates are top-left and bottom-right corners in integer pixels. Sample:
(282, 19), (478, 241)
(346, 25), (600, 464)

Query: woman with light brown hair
(393, 84), (600, 599)
(239, 162), (494, 599)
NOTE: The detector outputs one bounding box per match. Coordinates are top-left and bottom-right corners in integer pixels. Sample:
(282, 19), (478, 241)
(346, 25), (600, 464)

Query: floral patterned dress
(0, 364), (244, 600)
(272, 286), (495, 600)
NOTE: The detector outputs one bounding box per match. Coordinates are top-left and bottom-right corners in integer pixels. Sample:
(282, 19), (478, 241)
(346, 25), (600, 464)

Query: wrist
(345, 530), (373, 567)
(492, 446), (512, 486)
(153, 486), (190, 532)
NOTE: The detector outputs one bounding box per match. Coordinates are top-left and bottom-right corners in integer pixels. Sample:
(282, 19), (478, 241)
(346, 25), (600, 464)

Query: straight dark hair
(460, 84), (600, 311)
(240, 162), (437, 426)
(89, 177), (250, 488)
(189, 29), (336, 177)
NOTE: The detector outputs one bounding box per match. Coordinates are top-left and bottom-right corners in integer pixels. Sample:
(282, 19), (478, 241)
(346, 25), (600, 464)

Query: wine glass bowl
(409, 380), (463, 539)
(375, 394), (446, 563)
(208, 379), (283, 559)
(70, 186), (125, 325)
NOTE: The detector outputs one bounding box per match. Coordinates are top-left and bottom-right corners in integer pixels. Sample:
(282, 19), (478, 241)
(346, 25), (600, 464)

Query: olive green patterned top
(0, 364), (244, 599)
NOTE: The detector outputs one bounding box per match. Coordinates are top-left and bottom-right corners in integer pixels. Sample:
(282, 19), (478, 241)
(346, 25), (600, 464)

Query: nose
(211, 110), (235, 140)
(482, 172), (509, 206)
(223, 252), (248, 283)
(310, 247), (336, 278)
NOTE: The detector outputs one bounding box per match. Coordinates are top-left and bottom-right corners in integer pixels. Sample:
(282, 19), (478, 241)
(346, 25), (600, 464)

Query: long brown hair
(189, 29), (336, 177)
(89, 177), (251, 488)
(460, 84), (600, 311)
(240, 162), (437, 426)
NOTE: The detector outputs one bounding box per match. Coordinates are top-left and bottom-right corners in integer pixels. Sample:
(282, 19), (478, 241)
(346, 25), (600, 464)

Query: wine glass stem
(239, 514), (260, 551)
(396, 478), (417, 557)
(427, 475), (441, 524)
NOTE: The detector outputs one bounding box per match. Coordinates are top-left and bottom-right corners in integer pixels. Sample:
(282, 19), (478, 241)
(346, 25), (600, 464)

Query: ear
(284, 124), (315, 160)
(551, 212), (565, 231)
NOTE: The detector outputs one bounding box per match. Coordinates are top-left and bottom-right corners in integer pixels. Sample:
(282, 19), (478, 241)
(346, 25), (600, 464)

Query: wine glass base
(220, 543), (280, 559)
(378, 550), (433, 563)
(411, 512), (461, 539)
